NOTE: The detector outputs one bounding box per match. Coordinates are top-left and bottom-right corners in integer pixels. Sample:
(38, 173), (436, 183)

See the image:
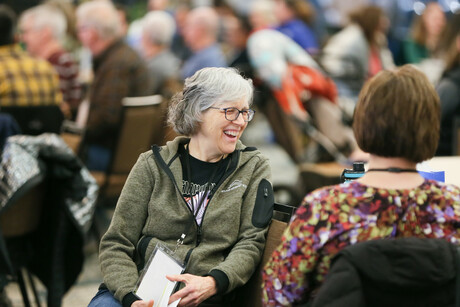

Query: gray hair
(142, 10), (176, 46)
(19, 4), (67, 41)
(168, 67), (254, 136)
(76, 1), (121, 40)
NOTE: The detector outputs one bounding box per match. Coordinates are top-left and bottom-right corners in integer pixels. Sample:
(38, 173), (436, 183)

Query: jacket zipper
(195, 151), (240, 247)
(152, 145), (240, 249)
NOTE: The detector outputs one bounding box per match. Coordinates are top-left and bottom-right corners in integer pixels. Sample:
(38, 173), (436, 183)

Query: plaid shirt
(0, 44), (62, 106)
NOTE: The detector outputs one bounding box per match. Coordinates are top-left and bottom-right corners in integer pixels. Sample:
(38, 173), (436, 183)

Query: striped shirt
(48, 50), (82, 111)
(0, 44), (62, 106)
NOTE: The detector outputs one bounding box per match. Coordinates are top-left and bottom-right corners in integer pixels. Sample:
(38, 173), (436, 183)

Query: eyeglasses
(209, 107), (255, 122)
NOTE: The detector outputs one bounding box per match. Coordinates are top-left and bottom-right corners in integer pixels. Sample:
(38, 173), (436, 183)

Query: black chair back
(1, 105), (64, 135)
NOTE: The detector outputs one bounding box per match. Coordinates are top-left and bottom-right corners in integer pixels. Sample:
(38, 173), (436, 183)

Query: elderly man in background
(76, 1), (151, 172)
(19, 4), (82, 119)
(181, 6), (227, 79)
(140, 10), (180, 96)
(0, 4), (61, 108)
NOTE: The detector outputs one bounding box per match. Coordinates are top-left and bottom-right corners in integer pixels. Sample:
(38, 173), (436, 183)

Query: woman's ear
(456, 35), (460, 52)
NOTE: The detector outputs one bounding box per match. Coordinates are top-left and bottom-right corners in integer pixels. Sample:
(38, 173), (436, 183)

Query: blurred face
(274, 0), (293, 23)
(76, 21), (95, 49)
(183, 15), (201, 50)
(224, 17), (247, 49)
(378, 15), (390, 34)
(20, 19), (44, 57)
(192, 98), (250, 159)
(423, 3), (445, 37)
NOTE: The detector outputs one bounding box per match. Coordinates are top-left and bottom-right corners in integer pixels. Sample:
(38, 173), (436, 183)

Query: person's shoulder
(25, 54), (59, 75)
(425, 179), (460, 196)
(108, 40), (144, 65)
(305, 181), (363, 203)
(237, 143), (271, 165)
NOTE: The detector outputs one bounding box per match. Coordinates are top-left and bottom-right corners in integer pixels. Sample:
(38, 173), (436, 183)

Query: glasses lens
(225, 108), (239, 121)
(244, 110), (254, 122)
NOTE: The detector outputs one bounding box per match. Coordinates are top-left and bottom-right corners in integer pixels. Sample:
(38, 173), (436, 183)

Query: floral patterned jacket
(262, 179), (460, 306)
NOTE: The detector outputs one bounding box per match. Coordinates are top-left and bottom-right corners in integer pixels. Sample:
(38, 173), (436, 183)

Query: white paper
(136, 247), (184, 307)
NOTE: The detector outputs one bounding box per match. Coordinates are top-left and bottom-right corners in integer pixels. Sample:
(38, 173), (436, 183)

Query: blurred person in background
(401, 2), (446, 65)
(181, 6), (227, 79)
(126, 0), (171, 54)
(320, 5), (394, 101)
(435, 12), (460, 156)
(273, 0), (319, 55)
(223, 13), (253, 79)
(0, 4), (62, 108)
(140, 10), (180, 96)
(399, 2), (446, 84)
(45, 0), (80, 54)
(247, 0), (363, 163)
(248, 0), (277, 32)
(0, 4), (61, 305)
(262, 65), (460, 306)
(19, 4), (82, 119)
(76, 1), (151, 172)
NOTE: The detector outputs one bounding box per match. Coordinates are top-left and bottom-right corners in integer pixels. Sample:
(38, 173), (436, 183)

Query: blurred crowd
(1, 0), (460, 171)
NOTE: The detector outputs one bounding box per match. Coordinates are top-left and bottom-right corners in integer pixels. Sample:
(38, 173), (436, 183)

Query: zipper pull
(174, 233), (186, 253)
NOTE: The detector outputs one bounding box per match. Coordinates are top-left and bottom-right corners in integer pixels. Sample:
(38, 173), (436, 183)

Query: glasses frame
(208, 107), (255, 122)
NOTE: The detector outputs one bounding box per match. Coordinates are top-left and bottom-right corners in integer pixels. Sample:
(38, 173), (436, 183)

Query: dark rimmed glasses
(209, 107), (255, 122)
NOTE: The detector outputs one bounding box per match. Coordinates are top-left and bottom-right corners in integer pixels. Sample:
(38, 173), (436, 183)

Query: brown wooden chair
(235, 203), (296, 307)
(0, 177), (46, 307)
(91, 95), (174, 203)
(298, 161), (345, 194)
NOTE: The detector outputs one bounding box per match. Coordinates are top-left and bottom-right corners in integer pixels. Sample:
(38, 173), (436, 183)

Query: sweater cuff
(122, 292), (141, 307)
(206, 269), (229, 294)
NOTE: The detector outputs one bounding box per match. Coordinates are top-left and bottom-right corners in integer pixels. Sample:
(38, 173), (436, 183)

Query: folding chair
(0, 176), (46, 307)
(90, 95), (176, 242)
(91, 95), (168, 203)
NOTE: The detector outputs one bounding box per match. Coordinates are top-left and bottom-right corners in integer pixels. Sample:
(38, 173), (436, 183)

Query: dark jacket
(311, 238), (459, 307)
(86, 40), (151, 149)
(436, 65), (460, 156)
(0, 134), (98, 307)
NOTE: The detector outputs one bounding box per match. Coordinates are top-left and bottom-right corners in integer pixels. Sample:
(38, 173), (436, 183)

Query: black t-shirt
(178, 145), (230, 224)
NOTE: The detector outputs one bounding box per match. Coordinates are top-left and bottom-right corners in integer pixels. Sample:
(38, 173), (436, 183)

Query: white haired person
(140, 10), (180, 95)
(75, 1), (151, 172)
(87, 67), (274, 307)
(181, 7), (227, 79)
(19, 4), (82, 119)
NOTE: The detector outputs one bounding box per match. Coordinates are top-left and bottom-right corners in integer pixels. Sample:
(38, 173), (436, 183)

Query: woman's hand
(167, 274), (217, 307)
(131, 300), (154, 307)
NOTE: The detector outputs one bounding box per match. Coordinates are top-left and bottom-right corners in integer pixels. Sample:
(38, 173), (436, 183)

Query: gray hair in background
(76, 1), (121, 40)
(168, 67), (254, 136)
(142, 10), (176, 46)
(19, 4), (67, 41)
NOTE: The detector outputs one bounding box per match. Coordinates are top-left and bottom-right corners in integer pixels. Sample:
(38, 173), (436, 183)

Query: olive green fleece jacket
(99, 137), (274, 306)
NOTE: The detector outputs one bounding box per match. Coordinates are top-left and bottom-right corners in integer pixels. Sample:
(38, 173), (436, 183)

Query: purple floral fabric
(262, 179), (460, 306)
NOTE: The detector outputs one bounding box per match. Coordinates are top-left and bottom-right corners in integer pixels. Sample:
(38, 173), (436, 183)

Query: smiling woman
(88, 67), (274, 307)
